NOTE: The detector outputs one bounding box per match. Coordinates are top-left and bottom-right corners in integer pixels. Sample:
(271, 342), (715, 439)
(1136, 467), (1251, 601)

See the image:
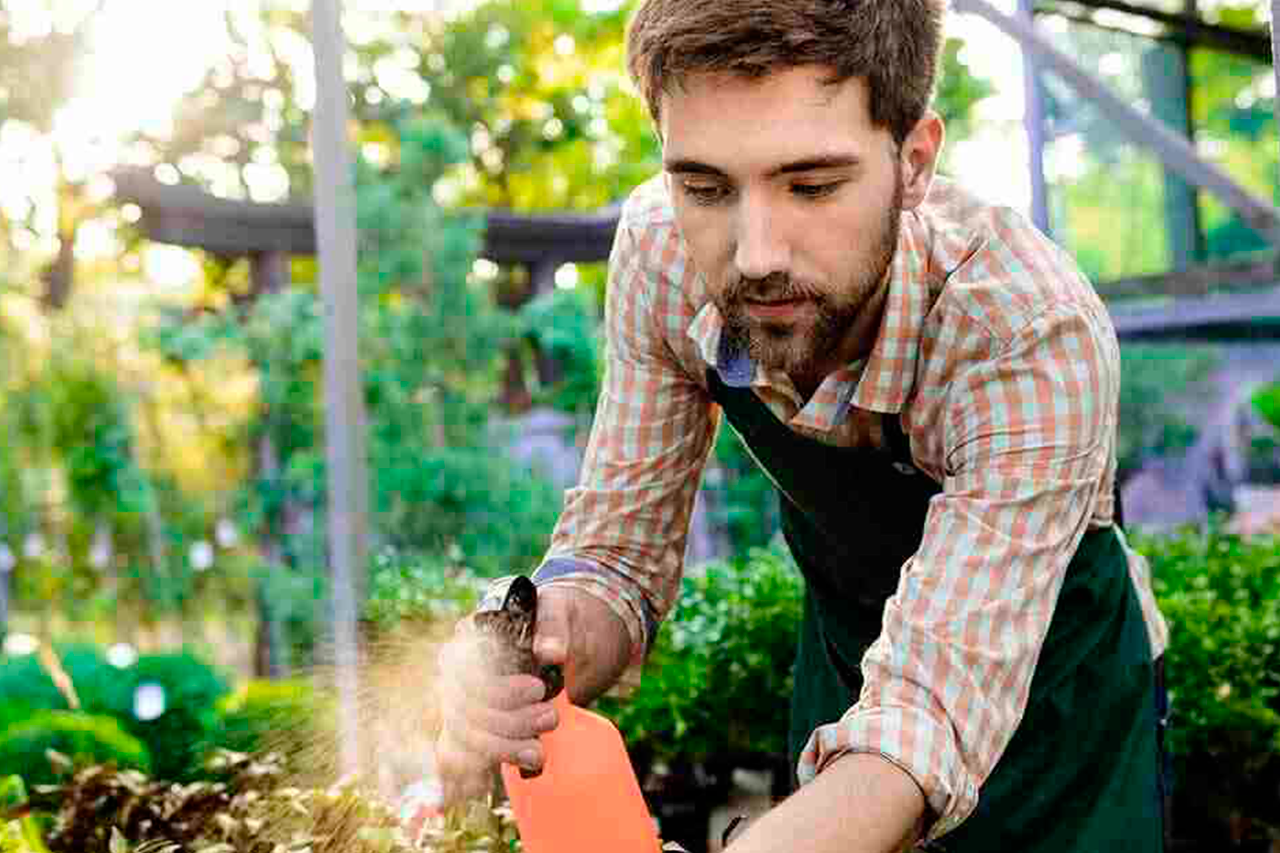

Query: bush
(0, 645), (131, 718)
(113, 653), (230, 783)
(1134, 525), (1280, 844)
(363, 552), (487, 635)
(0, 711), (150, 787)
(30, 750), (516, 853)
(599, 546), (803, 772)
(206, 679), (335, 780)
(0, 646), (228, 783)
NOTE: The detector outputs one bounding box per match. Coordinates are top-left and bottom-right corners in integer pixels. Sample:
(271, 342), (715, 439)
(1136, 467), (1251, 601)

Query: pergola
(113, 0), (1279, 773)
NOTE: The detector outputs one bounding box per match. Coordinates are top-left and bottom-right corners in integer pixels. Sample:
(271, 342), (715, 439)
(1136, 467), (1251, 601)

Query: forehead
(659, 66), (882, 171)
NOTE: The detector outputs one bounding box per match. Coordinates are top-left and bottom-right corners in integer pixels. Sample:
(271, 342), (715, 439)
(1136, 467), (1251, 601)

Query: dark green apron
(707, 369), (1164, 852)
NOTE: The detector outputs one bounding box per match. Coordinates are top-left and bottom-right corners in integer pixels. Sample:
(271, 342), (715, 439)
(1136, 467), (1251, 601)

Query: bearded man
(436, 2), (1171, 850)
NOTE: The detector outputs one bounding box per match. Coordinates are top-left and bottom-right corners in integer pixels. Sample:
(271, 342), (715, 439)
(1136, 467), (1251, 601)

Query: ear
(899, 111), (945, 211)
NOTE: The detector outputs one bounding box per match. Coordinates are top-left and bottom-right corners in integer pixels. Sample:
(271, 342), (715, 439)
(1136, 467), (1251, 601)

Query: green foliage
(1252, 381), (1280, 431)
(517, 287), (603, 416)
(26, 750), (526, 853)
(114, 653), (231, 784)
(934, 37), (998, 149)
(29, 751), (432, 853)
(706, 428), (782, 554)
(1, 645), (230, 783)
(1116, 344), (1220, 474)
(1137, 527), (1280, 756)
(0, 711), (150, 788)
(363, 552), (487, 633)
(205, 679), (332, 770)
(0, 774), (25, 814)
(1134, 524), (1280, 840)
(0, 645), (125, 715)
(599, 546), (803, 767)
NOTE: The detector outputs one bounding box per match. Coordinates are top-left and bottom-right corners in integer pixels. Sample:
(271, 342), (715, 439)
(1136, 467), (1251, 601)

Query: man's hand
(435, 583), (634, 804)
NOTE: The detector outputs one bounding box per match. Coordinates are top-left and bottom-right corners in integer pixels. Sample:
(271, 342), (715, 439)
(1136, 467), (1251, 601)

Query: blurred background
(0, 1), (1276, 850)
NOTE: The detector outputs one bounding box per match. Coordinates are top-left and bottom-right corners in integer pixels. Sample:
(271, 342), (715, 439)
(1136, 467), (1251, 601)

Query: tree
(0, 0), (104, 309)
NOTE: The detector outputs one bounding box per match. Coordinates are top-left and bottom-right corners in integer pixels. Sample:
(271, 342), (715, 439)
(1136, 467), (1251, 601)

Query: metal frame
(955, 0), (1280, 245)
(311, 0), (365, 778)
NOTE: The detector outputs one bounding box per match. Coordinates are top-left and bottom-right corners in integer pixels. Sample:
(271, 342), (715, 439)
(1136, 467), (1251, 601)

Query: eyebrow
(663, 154), (862, 179)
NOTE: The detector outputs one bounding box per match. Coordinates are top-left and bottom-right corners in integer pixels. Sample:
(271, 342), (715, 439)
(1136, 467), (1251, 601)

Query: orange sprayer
(501, 687), (661, 853)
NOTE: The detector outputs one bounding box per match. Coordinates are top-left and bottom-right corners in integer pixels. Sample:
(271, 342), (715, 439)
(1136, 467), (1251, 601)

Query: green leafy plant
(363, 553), (488, 634)
(1253, 381), (1280, 431)
(1134, 524), (1280, 844)
(28, 750), (518, 853)
(1116, 344), (1220, 476)
(0, 711), (150, 788)
(113, 653), (231, 784)
(204, 679), (335, 782)
(600, 546), (803, 771)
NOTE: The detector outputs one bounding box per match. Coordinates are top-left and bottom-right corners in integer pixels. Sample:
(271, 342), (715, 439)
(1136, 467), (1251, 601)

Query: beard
(716, 172), (903, 382)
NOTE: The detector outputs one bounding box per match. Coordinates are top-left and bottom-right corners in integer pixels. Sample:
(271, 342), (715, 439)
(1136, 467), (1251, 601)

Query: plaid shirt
(519, 174), (1169, 839)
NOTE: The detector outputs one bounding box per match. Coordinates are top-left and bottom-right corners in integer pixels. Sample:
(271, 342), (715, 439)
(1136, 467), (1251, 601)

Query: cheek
(673, 205), (730, 272)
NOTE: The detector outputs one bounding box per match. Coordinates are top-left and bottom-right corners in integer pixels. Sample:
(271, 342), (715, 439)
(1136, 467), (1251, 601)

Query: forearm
(726, 753), (925, 853)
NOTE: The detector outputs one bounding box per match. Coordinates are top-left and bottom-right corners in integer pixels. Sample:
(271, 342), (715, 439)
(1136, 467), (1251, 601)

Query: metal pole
(1272, 0), (1279, 164)
(311, 0), (367, 780)
(1019, 0), (1051, 237)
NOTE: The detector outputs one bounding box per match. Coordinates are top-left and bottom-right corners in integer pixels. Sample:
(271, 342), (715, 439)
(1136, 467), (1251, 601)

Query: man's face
(661, 66), (913, 384)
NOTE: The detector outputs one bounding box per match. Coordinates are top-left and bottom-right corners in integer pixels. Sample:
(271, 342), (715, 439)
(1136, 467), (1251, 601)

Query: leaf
(1252, 382), (1280, 431)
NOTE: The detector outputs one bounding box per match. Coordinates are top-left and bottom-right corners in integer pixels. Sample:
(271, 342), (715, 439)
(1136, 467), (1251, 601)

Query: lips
(744, 297), (808, 320)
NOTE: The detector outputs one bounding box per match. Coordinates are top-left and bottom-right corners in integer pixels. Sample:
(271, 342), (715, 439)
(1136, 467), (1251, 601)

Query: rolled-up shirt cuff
(796, 704), (979, 843)
(531, 556), (657, 664)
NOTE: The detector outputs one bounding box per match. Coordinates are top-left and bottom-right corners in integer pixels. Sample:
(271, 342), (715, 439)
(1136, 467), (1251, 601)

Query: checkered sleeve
(531, 205), (720, 664)
(797, 297), (1119, 841)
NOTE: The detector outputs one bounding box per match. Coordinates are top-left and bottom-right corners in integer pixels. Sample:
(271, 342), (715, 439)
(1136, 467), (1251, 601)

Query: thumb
(533, 587), (572, 666)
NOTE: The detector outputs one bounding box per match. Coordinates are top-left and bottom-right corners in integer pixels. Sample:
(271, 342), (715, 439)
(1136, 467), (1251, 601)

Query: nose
(733, 193), (789, 282)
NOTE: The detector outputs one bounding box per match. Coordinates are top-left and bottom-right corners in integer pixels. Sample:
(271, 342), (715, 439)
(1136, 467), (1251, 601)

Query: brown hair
(626, 0), (947, 146)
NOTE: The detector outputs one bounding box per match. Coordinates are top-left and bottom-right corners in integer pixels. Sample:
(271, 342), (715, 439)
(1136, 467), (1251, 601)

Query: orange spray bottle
(482, 577), (661, 853)
(501, 688), (661, 853)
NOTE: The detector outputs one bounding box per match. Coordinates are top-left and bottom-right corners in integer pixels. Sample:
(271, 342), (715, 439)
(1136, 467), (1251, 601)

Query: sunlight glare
(144, 245), (203, 289)
(65, 1), (234, 147)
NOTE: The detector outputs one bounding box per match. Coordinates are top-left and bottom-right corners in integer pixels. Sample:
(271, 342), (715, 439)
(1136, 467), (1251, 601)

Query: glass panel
(1188, 44), (1278, 262)
(1035, 17), (1182, 281)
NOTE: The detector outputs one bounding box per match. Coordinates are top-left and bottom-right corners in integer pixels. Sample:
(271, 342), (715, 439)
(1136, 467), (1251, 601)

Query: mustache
(723, 274), (821, 303)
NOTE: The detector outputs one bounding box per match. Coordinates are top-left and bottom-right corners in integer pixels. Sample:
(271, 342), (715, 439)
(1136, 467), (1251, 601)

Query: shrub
(206, 679), (335, 780)
(1134, 525), (1280, 843)
(29, 750), (516, 853)
(599, 546), (803, 772)
(0, 644), (133, 720)
(363, 552), (487, 634)
(112, 653), (230, 783)
(0, 646), (228, 783)
(0, 711), (149, 787)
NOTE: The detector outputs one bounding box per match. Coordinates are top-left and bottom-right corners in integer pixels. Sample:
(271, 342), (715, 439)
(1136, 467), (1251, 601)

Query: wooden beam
(1043, 0), (1272, 61)
(1110, 286), (1280, 339)
(1093, 252), (1280, 299)
(111, 169), (622, 267)
(311, 0), (365, 780)
(954, 0), (1280, 244)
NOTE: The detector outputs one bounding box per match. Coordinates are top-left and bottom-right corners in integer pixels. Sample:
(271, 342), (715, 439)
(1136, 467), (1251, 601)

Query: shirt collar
(686, 206), (933, 422)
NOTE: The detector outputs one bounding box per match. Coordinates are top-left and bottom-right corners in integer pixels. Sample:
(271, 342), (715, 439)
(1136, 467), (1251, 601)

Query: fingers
(533, 590), (572, 666)
(434, 630), (560, 806)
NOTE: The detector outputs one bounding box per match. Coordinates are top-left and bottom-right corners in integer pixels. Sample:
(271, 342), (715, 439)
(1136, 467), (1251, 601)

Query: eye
(791, 181), (843, 200)
(680, 181), (732, 205)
